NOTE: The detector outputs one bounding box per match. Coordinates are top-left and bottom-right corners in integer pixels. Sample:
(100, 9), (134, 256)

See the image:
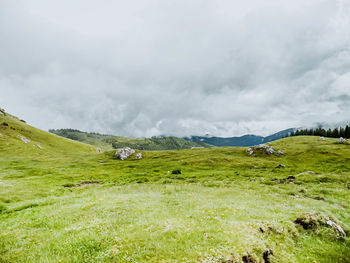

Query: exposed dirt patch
(272, 175), (295, 184)
(294, 213), (346, 238)
(80, 180), (100, 186)
(171, 169), (182, 175)
(313, 196), (325, 201)
(262, 249), (273, 263)
(242, 253), (256, 263)
(63, 181), (101, 188)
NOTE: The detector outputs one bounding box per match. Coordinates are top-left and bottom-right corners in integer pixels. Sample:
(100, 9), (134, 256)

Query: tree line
(289, 126), (350, 139)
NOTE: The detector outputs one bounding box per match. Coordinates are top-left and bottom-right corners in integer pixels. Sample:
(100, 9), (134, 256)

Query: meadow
(0, 113), (349, 262)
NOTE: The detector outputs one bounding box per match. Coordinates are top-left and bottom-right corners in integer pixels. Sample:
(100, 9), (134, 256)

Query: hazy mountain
(186, 128), (295, 147)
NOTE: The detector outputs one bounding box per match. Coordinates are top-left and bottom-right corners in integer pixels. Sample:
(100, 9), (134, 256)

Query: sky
(1, 0), (350, 137)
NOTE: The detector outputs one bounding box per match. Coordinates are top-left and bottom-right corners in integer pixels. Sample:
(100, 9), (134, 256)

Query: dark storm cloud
(1, 0), (350, 137)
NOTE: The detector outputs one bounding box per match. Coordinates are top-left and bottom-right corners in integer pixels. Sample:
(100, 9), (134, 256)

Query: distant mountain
(49, 129), (210, 151)
(185, 128), (295, 147)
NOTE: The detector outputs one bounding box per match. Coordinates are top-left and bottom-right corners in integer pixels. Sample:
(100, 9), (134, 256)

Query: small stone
(319, 136), (325, 141)
(21, 136), (30, 143)
(276, 164), (286, 168)
(136, 153), (143, 159)
(277, 150), (285, 156)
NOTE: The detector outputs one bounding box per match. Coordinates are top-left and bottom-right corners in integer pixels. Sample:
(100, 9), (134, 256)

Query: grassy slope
(0, 113), (349, 262)
(0, 113), (97, 157)
(49, 129), (210, 151)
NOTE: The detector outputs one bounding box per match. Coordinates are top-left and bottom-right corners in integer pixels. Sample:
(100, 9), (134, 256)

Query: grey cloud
(0, 0), (350, 137)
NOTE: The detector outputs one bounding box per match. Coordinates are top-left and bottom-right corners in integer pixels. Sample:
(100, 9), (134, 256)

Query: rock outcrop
(246, 144), (283, 156)
(115, 147), (135, 160)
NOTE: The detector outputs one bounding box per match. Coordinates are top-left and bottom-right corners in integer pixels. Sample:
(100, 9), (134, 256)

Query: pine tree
(345, 125), (350, 139)
(326, 129), (332, 137)
(340, 127), (345, 138)
(332, 128), (339, 138)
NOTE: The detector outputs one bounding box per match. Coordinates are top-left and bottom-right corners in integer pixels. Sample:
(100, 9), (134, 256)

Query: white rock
(326, 220), (346, 238)
(338, 137), (347, 144)
(136, 153), (143, 159)
(115, 147), (135, 160)
(246, 148), (254, 156)
(37, 145), (43, 149)
(247, 144), (279, 156)
(336, 225), (346, 238)
(319, 136), (325, 141)
(277, 150), (285, 156)
(21, 136), (30, 143)
(257, 144), (275, 155)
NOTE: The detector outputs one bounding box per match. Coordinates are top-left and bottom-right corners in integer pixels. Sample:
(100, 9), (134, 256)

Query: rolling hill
(0, 110), (349, 263)
(49, 129), (210, 151)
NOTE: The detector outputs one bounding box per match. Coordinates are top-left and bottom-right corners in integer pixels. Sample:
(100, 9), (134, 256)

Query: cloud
(0, 0), (349, 137)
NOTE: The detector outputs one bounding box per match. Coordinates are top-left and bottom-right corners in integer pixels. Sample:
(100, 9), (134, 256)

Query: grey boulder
(115, 147), (135, 160)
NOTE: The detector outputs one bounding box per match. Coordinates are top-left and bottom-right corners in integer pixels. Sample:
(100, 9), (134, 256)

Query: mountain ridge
(185, 128), (295, 147)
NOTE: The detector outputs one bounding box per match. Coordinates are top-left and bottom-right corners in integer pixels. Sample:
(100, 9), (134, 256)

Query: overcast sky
(1, 0), (350, 137)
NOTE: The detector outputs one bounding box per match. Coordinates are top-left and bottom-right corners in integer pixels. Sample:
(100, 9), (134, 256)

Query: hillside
(0, 111), (97, 157)
(0, 112), (349, 262)
(187, 128), (295, 147)
(49, 128), (210, 151)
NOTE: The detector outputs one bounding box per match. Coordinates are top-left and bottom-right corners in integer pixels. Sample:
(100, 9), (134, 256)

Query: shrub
(0, 203), (7, 213)
(171, 169), (181, 175)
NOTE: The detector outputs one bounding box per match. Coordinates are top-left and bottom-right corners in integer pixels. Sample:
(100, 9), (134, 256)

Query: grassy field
(0, 112), (350, 262)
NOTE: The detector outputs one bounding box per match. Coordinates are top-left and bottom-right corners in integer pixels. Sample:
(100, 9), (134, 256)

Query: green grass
(0, 112), (350, 262)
